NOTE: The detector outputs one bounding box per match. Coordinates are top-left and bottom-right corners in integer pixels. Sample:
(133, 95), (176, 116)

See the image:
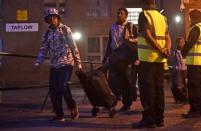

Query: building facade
(0, 0), (127, 87)
(1, 0), (178, 87)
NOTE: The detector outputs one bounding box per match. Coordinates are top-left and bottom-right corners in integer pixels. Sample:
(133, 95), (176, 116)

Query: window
(87, 36), (108, 62)
(0, 0), (2, 19)
(43, 0), (66, 14)
(87, 0), (110, 17)
(0, 38), (3, 66)
(127, 8), (142, 25)
(88, 37), (100, 53)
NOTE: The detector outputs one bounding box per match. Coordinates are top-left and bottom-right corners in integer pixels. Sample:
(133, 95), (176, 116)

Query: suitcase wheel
(92, 107), (99, 117)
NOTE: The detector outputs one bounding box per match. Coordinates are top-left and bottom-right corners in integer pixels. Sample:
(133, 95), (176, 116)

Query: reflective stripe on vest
(138, 10), (167, 63)
(186, 23), (201, 65)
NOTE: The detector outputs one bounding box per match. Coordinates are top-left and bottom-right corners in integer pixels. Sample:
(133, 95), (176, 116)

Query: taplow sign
(6, 23), (38, 32)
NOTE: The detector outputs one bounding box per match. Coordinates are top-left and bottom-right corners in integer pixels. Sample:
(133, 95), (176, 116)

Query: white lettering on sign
(6, 23), (38, 32)
(127, 8), (142, 25)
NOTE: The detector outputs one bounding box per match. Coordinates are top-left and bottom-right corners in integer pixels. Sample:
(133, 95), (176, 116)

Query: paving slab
(0, 85), (201, 131)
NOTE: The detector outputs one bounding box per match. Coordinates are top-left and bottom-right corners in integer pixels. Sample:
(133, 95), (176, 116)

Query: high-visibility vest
(138, 10), (167, 63)
(186, 23), (201, 65)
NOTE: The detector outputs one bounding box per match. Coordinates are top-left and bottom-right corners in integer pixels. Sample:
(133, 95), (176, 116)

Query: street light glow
(73, 32), (82, 40)
(175, 15), (181, 23)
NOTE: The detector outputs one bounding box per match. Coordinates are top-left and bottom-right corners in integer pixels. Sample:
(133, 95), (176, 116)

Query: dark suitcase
(76, 68), (116, 116)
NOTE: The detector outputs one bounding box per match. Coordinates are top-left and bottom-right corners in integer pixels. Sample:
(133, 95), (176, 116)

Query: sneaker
(108, 107), (116, 118)
(71, 105), (79, 120)
(119, 106), (131, 112)
(49, 115), (65, 122)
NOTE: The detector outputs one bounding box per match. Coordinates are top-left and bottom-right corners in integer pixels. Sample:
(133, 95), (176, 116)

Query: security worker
(132, 0), (171, 128)
(182, 9), (201, 118)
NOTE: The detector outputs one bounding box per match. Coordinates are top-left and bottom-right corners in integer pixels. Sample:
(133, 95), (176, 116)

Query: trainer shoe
(49, 115), (65, 122)
(71, 105), (79, 120)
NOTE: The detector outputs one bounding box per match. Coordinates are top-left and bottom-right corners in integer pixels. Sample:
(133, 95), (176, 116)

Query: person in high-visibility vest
(132, 0), (171, 128)
(182, 9), (201, 118)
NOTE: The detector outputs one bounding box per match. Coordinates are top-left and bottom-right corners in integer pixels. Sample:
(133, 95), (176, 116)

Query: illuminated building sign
(127, 8), (142, 24)
(6, 23), (38, 32)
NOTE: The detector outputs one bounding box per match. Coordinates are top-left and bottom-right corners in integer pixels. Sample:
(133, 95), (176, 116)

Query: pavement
(0, 82), (201, 131)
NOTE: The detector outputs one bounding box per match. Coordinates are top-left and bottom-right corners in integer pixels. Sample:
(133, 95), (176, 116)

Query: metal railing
(0, 51), (102, 107)
(0, 51), (101, 91)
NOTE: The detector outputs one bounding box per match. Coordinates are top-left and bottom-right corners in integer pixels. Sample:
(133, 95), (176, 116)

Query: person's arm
(164, 31), (172, 56)
(139, 13), (170, 57)
(102, 30), (112, 64)
(66, 27), (82, 69)
(138, 12), (162, 52)
(182, 26), (200, 57)
(34, 31), (50, 66)
(138, 12), (147, 34)
(145, 29), (164, 53)
(132, 24), (137, 39)
(164, 17), (172, 56)
(131, 24), (139, 60)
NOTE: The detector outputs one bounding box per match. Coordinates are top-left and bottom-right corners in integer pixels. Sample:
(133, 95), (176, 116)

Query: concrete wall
(0, 0), (125, 87)
(1, 0), (45, 87)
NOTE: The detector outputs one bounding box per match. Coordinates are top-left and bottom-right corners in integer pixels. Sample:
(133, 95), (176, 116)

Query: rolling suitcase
(76, 67), (116, 117)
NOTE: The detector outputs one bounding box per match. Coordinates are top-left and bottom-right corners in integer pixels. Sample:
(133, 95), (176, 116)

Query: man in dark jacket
(102, 7), (138, 115)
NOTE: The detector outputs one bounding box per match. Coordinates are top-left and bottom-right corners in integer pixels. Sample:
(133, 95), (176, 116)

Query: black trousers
(130, 63), (138, 101)
(108, 65), (133, 107)
(187, 65), (201, 112)
(138, 61), (165, 124)
(49, 65), (76, 116)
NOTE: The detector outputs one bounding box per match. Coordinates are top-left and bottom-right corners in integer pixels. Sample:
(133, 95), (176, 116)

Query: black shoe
(108, 107), (116, 118)
(182, 111), (200, 118)
(182, 101), (188, 105)
(156, 122), (164, 127)
(49, 115), (65, 122)
(175, 101), (183, 104)
(117, 96), (122, 101)
(119, 106), (130, 112)
(92, 107), (99, 117)
(132, 119), (156, 129)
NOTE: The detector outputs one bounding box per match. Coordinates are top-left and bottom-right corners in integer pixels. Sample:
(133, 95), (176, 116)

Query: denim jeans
(49, 65), (76, 116)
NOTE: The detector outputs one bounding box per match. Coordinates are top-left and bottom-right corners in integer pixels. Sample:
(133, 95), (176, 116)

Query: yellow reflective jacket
(186, 23), (201, 65)
(138, 10), (167, 63)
